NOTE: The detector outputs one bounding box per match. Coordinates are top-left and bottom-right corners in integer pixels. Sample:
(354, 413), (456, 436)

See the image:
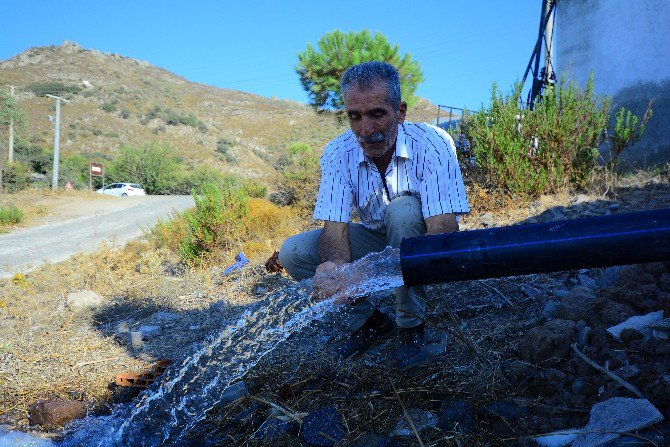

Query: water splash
(59, 247), (402, 446)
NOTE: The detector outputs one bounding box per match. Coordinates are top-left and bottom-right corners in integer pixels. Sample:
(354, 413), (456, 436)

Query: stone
(553, 289), (569, 299)
(521, 284), (543, 299)
(571, 377), (588, 394)
(220, 381), (249, 405)
(556, 287), (598, 322)
(572, 398), (664, 447)
(596, 267), (621, 289)
(28, 399), (86, 428)
(255, 418), (299, 442)
(658, 273), (670, 291)
(352, 434), (400, 447)
(534, 430), (578, 447)
(437, 399), (474, 435)
(389, 408), (437, 437)
(66, 290), (104, 310)
(526, 368), (567, 396)
(138, 325), (161, 339)
(542, 300), (559, 319)
(114, 331), (143, 349)
(607, 311), (664, 340)
(503, 360), (537, 386)
(479, 213), (495, 227)
(613, 365), (640, 379)
(599, 301), (637, 326)
(301, 405), (346, 447)
(518, 319), (576, 363)
(578, 274), (599, 289)
(479, 400), (527, 421)
(577, 326), (591, 347)
(152, 311), (178, 322)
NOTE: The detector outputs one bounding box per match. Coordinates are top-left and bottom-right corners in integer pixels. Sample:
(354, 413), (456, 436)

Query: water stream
(3, 247), (403, 447)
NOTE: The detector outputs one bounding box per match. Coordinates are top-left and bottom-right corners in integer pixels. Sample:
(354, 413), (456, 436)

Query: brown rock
(599, 300), (637, 326)
(28, 399), (86, 427)
(556, 287), (599, 322)
(518, 319), (576, 364)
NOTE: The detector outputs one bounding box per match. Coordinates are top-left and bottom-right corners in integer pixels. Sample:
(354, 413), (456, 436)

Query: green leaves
(296, 30), (423, 113)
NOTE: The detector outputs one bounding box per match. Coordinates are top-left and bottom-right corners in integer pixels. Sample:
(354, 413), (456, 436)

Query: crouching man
(279, 61), (470, 369)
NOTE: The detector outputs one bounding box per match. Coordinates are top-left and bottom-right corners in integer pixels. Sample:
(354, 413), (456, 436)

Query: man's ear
(397, 102), (408, 123)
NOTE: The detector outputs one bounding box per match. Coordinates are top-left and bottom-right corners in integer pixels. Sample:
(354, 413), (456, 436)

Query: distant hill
(0, 41), (441, 182)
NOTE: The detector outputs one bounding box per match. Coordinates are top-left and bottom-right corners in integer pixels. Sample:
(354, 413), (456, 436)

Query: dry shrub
(240, 198), (301, 261)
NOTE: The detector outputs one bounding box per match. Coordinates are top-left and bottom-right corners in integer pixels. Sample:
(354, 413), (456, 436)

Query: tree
(296, 30), (424, 113)
(0, 88), (26, 193)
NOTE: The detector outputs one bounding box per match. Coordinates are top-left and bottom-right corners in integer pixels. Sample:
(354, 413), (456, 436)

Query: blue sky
(2, 0), (543, 111)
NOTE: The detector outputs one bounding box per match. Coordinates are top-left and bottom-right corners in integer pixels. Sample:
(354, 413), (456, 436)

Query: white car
(96, 183), (146, 197)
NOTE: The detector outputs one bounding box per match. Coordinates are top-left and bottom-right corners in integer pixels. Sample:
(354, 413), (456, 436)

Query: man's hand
(312, 260), (348, 302)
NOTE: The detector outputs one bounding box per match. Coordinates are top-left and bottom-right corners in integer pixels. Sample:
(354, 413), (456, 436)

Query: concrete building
(555, 0), (670, 167)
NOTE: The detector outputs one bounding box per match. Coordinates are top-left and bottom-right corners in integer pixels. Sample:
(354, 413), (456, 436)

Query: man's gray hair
(340, 61), (402, 111)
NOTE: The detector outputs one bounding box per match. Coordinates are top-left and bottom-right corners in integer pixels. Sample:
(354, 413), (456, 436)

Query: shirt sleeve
(420, 127), (470, 218)
(313, 147), (354, 223)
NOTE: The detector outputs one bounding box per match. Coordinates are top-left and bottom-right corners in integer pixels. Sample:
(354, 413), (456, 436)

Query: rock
(572, 398), (664, 447)
(503, 360), (537, 386)
(534, 430), (578, 447)
(599, 301), (637, 326)
(255, 418), (299, 442)
(138, 325), (161, 339)
(301, 405), (346, 447)
(578, 274), (599, 289)
(114, 331), (143, 349)
(596, 267), (621, 289)
(66, 290), (104, 310)
(229, 403), (261, 430)
(479, 213), (495, 227)
(480, 400), (527, 421)
(542, 300), (559, 319)
(521, 284), (543, 299)
(643, 262), (666, 276)
(437, 399), (474, 435)
(607, 311), (664, 340)
(571, 377), (588, 394)
(352, 434), (400, 447)
(152, 311), (178, 323)
(658, 273), (670, 291)
(553, 289), (569, 299)
(28, 399), (86, 428)
(519, 319), (576, 363)
(526, 368), (566, 396)
(389, 408), (437, 438)
(556, 287), (598, 322)
(577, 326), (591, 347)
(220, 381), (249, 405)
(613, 365), (640, 379)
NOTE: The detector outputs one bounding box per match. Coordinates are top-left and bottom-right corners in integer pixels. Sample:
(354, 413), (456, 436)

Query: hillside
(0, 41), (440, 183)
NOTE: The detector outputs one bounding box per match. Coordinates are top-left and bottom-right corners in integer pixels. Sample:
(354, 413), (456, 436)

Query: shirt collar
(355, 122), (411, 165)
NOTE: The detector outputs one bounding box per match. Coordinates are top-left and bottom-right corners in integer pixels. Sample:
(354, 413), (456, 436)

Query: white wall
(556, 0), (670, 166)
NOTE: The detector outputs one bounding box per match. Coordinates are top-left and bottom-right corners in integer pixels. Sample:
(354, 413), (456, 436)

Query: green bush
(178, 113), (198, 127)
(119, 108), (131, 119)
(101, 102), (117, 113)
(164, 109), (181, 126)
(465, 75), (650, 197)
(14, 141), (52, 173)
(179, 181), (249, 266)
(242, 180), (267, 198)
(273, 142), (320, 210)
(0, 205), (23, 226)
(1, 163), (31, 192)
(181, 165), (239, 193)
(27, 82), (81, 97)
(107, 143), (185, 194)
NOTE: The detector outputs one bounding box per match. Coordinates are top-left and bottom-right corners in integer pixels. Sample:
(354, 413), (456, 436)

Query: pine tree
(296, 30), (423, 113)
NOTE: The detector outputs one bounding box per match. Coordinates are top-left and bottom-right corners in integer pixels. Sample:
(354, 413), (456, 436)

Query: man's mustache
(358, 132), (386, 144)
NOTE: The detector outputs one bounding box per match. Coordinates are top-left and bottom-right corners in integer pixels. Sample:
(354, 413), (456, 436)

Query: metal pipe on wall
(400, 208), (670, 287)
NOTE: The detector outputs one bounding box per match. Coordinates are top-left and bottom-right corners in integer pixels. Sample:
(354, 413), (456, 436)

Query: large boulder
(518, 319), (577, 363)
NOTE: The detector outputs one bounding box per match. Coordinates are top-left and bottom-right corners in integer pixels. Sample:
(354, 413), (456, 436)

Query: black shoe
(337, 309), (395, 359)
(396, 323), (428, 370)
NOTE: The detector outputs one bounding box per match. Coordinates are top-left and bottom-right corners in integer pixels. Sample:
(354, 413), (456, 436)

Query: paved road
(0, 195), (195, 278)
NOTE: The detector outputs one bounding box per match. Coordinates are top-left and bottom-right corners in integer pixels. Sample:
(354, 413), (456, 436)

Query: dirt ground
(1, 171), (670, 445)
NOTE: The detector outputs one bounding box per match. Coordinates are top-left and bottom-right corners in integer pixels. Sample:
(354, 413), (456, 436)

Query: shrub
(107, 143), (185, 194)
(164, 109), (181, 126)
(197, 121), (208, 133)
(216, 138), (236, 164)
(178, 181), (249, 266)
(0, 204), (23, 225)
(1, 163), (31, 192)
(101, 102), (117, 113)
(178, 113), (198, 127)
(27, 82), (81, 97)
(273, 142), (320, 211)
(242, 180), (267, 198)
(119, 108), (131, 119)
(465, 75), (651, 197)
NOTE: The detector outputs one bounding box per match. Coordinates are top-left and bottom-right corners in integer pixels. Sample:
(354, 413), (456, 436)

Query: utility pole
(7, 85), (15, 163)
(46, 94), (70, 190)
(521, 0), (556, 109)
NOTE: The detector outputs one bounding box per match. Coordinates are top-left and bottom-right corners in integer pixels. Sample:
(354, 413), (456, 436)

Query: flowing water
(10, 247), (403, 447)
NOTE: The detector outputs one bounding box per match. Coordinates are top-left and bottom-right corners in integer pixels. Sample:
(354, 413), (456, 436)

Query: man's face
(344, 82), (407, 159)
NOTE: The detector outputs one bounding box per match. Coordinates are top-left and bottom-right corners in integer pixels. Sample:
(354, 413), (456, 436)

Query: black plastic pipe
(400, 208), (670, 287)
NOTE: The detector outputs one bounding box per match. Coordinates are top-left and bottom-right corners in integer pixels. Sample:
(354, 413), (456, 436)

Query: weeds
(465, 75), (651, 198)
(0, 204), (24, 225)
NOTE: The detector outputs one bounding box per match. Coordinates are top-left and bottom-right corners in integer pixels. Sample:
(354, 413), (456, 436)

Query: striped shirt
(314, 121), (470, 232)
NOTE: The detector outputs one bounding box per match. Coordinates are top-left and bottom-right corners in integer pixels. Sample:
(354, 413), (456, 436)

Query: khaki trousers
(279, 195), (427, 331)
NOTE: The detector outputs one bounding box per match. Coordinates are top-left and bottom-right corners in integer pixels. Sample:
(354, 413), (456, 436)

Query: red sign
(90, 162), (103, 177)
